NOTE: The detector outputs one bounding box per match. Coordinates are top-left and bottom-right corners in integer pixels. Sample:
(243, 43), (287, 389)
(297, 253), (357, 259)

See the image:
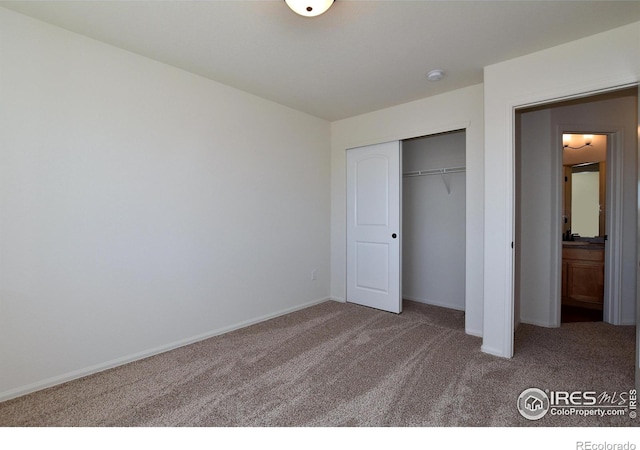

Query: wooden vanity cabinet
(562, 246), (604, 309)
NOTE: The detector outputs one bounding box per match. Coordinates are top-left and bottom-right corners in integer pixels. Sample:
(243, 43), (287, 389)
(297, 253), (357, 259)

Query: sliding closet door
(346, 141), (402, 314)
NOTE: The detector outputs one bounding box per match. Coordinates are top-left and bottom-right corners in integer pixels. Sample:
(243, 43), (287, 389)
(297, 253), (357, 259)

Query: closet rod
(402, 166), (466, 178)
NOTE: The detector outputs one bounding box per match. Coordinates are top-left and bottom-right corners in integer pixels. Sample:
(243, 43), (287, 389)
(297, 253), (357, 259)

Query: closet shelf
(403, 166), (465, 195)
(402, 166), (466, 178)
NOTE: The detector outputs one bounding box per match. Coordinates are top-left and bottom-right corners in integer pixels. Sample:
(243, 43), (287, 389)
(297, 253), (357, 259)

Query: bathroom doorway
(560, 133), (607, 323)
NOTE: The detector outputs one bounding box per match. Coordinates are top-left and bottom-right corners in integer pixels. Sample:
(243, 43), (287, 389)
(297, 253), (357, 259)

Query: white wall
(483, 21), (640, 358)
(402, 131), (466, 310)
(0, 8), (331, 401)
(518, 108), (554, 327)
(330, 84), (484, 336)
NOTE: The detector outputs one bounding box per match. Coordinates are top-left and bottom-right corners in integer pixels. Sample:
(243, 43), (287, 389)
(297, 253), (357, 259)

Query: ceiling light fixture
(285, 0), (334, 17)
(563, 134), (594, 150)
(426, 69), (444, 82)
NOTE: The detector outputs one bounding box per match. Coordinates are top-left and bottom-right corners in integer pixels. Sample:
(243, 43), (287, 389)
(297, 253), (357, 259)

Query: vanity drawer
(562, 247), (604, 262)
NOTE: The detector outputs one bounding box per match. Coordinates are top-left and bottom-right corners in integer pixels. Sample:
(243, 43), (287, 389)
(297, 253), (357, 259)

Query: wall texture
(0, 8), (331, 400)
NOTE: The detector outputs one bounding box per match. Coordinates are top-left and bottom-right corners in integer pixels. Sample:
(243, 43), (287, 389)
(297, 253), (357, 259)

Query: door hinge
(511, 241), (514, 249)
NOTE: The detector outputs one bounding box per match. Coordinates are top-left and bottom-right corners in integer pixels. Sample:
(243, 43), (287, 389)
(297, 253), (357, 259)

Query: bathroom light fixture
(427, 69), (444, 81)
(285, 0), (334, 17)
(563, 134), (593, 150)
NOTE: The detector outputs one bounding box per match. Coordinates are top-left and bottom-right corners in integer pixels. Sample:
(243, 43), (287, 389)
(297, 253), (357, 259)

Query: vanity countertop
(562, 241), (605, 250)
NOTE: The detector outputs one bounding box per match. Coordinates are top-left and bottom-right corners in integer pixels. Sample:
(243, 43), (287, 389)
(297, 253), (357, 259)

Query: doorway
(515, 87), (637, 331)
(561, 133), (607, 323)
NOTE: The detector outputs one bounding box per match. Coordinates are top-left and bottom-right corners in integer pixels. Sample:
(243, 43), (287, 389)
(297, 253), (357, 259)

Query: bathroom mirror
(570, 163), (602, 237)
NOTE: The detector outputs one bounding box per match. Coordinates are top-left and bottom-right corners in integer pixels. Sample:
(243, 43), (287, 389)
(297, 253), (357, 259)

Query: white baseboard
(403, 295), (465, 311)
(0, 297), (330, 403)
(618, 318), (636, 326)
(481, 344), (511, 359)
(465, 327), (483, 337)
(520, 316), (556, 328)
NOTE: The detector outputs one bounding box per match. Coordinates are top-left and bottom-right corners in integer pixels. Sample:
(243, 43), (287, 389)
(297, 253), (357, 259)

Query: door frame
(484, 83), (639, 360)
(550, 125), (624, 326)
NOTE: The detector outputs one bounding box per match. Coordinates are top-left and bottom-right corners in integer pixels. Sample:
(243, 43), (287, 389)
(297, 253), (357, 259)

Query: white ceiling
(2, 0), (640, 121)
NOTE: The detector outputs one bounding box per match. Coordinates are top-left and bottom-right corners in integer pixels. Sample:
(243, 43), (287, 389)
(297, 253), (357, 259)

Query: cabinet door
(566, 261), (604, 305)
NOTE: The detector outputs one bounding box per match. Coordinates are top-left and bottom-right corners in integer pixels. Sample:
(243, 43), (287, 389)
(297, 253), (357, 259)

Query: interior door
(346, 141), (401, 314)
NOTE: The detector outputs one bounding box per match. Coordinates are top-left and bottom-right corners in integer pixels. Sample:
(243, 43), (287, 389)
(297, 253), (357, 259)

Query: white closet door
(346, 141), (402, 314)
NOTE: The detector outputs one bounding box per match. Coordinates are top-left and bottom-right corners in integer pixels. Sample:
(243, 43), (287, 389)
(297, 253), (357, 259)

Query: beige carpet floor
(0, 300), (636, 427)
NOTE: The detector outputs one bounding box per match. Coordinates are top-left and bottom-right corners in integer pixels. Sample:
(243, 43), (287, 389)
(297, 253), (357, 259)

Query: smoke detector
(427, 70), (444, 81)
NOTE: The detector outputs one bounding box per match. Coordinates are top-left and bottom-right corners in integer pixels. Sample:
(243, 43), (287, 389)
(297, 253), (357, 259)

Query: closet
(402, 130), (466, 311)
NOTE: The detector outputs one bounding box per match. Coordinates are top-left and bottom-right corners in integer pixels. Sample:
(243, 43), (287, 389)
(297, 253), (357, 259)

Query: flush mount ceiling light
(285, 0), (334, 17)
(426, 69), (444, 82)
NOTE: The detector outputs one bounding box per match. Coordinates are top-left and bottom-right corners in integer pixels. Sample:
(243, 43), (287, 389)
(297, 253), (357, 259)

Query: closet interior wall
(402, 130), (466, 311)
